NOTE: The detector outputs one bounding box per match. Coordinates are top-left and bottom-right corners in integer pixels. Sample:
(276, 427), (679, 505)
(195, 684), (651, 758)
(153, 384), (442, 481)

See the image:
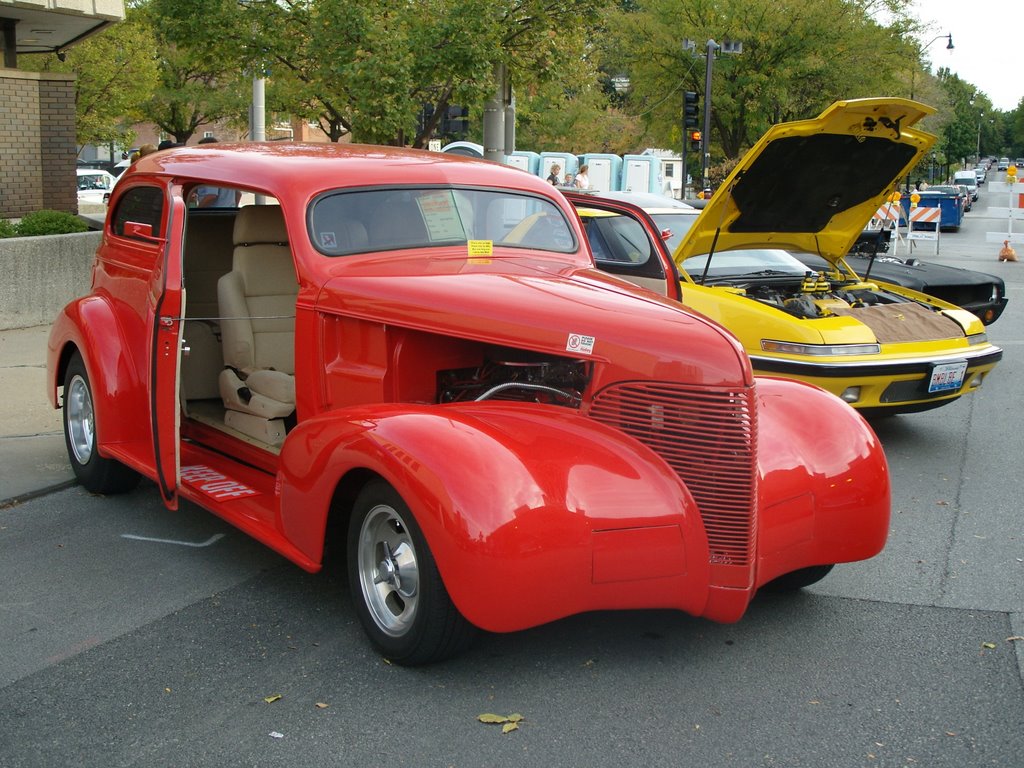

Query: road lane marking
(121, 533), (225, 548)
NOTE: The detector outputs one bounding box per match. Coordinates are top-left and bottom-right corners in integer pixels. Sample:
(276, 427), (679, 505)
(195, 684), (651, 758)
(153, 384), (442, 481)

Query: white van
(952, 170), (978, 201)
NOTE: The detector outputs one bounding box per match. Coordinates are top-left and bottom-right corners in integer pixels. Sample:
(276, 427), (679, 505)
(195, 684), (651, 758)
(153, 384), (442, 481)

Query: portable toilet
(505, 150), (541, 176)
(580, 153), (622, 193)
(441, 141), (484, 158)
(621, 154), (661, 194)
(539, 152), (578, 185)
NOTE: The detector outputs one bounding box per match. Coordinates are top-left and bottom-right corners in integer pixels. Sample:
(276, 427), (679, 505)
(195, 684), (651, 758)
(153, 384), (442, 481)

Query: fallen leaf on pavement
(264, 694), (283, 704)
(478, 714), (509, 724)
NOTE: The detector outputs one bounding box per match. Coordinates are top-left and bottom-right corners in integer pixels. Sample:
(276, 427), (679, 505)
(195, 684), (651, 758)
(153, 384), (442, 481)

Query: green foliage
(146, 0), (608, 147)
(0, 219), (17, 239)
(605, 0), (920, 162)
(136, 0), (251, 142)
(13, 211), (90, 237)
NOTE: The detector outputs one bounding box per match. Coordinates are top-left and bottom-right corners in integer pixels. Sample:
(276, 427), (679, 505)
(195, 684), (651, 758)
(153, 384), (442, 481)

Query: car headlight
(760, 340), (881, 356)
(967, 333), (988, 345)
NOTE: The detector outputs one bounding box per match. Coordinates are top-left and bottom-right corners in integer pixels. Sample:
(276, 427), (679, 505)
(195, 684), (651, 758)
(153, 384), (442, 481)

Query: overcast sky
(912, 0), (1021, 111)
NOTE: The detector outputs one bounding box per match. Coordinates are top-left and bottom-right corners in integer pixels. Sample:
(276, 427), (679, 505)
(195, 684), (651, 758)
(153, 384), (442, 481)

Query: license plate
(928, 361), (968, 393)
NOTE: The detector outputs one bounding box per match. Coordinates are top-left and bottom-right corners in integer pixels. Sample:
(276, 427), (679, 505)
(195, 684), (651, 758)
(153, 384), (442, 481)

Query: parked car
(812, 230), (1006, 325)
(46, 143), (892, 664)
(75, 168), (116, 204)
(951, 170), (978, 200)
(566, 97), (1002, 417)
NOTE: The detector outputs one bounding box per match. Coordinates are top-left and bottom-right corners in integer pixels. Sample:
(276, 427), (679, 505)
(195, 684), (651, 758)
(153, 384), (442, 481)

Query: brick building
(0, 0), (124, 219)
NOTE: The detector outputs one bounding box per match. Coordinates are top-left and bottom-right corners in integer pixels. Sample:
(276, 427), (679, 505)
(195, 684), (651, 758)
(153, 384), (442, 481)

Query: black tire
(62, 351), (140, 494)
(347, 480), (476, 665)
(763, 564), (835, 592)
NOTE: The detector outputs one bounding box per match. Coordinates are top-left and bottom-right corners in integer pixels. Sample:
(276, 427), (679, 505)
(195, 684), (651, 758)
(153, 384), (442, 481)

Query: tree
(604, 0), (917, 163)
(137, 0), (251, 143)
(144, 0), (608, 147)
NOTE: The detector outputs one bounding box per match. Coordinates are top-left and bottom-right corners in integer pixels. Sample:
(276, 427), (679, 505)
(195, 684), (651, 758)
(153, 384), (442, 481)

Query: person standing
(574, 164), (590, 190)
(546, 164), (561, 186)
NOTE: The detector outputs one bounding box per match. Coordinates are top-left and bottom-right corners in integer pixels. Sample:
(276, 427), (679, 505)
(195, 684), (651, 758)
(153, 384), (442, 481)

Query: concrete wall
(0, 231), (99, 330)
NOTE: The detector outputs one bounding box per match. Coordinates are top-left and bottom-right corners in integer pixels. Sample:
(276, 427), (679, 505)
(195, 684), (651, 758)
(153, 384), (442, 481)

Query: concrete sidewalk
(0, 325), (75, 505)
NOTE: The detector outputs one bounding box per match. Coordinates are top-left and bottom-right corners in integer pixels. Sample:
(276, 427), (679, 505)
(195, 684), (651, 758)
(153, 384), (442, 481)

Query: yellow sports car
(568, 98), (1002, 415)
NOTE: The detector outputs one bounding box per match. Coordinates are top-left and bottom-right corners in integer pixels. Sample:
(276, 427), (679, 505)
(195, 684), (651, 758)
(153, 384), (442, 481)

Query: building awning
(1, 0), (124, 57)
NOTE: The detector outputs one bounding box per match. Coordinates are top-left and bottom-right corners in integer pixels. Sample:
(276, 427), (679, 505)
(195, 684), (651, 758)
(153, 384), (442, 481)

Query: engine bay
(438, 348), (590, 407)
(739, 271), (912, 319)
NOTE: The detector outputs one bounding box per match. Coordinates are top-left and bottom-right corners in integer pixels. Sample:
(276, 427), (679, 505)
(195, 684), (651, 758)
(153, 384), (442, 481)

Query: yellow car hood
(673, 98), (937, 267)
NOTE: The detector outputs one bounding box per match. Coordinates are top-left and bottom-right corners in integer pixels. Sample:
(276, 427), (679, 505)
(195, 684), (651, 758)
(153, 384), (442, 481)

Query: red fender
(47, 297), (149, 448)
(754, 377), (891, 586)
(278, 402), (712, 632)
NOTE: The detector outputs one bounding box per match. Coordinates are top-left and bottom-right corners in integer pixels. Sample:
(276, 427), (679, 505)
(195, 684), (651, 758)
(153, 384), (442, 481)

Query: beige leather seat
(217, 205), (298, 446)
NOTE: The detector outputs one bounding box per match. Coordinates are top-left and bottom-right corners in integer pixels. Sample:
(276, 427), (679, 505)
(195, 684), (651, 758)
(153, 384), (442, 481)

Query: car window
(187, 185), (244, 209)
(582, 214), (652, 265)
(309, 187), (576, 256)
(111, 186), (166, 240)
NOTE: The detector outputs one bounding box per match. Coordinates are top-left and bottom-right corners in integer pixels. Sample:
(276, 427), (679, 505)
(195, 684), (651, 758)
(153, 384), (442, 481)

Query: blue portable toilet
(580, 153), (622, 193)
(540, 152), (578, 185)
(505, 151), (541, 176)
(621, 154), (661, 194)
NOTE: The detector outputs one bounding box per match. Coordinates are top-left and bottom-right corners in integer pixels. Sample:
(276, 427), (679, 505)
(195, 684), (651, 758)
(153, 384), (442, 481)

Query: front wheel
(63, 352), (140, 494)
(763, 564), (835, 592)
(347, 480), (475, 665)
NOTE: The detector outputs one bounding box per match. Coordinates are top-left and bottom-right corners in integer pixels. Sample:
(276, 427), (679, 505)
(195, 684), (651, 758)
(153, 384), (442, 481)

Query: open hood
(673, 98), (937, 266)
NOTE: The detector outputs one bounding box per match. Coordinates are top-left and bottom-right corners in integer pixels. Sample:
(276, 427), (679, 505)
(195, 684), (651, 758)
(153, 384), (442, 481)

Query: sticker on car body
(181, 464), (260, 501)
(566, 333), (595, 355)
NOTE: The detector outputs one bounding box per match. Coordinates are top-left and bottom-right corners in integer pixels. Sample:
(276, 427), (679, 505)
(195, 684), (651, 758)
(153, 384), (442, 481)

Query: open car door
(147, 188), (187, 510)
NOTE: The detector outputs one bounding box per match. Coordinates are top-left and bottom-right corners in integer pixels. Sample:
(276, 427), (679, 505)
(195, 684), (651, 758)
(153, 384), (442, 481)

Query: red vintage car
(47, 143), (890, 664)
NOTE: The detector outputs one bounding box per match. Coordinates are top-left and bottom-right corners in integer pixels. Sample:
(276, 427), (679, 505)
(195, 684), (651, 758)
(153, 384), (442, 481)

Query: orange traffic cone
(999, 240), (1018, 262)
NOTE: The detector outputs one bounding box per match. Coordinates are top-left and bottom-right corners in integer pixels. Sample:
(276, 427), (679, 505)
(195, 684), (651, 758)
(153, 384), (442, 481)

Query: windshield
(309, 187), (577, 256)
(683, 248), (811, 281)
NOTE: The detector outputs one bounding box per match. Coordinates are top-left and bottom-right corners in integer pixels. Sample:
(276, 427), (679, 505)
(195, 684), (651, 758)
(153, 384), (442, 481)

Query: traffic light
(684, 91), (699, 129)
(443, 105), (469, 137)
(689, 130), (702, 152)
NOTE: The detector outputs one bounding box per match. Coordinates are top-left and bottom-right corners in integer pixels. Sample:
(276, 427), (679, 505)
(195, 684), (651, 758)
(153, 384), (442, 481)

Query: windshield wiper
(744, 269), (795, 277)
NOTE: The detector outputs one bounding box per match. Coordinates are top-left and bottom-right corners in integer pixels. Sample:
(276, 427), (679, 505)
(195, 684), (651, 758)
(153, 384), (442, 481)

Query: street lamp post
(906, 33), (954, 191)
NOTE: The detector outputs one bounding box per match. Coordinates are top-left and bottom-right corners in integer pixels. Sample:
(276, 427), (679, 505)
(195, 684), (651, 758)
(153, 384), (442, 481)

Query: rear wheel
(763, 564), (834, 592)
(347, 480), (475, 665)
(63, 352), (140, 494)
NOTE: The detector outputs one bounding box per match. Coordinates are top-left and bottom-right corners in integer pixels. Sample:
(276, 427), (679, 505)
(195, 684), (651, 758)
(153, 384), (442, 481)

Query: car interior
(179, 197), (298, 452)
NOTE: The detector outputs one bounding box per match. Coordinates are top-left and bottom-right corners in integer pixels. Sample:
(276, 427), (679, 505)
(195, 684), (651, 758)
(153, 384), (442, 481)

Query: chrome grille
(588, 382), (757, 565)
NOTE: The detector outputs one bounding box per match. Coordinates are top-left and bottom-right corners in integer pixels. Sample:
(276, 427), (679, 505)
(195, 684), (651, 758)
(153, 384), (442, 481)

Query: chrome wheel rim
(357, 503), (420, 637)
(66, 373), (95, 465)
